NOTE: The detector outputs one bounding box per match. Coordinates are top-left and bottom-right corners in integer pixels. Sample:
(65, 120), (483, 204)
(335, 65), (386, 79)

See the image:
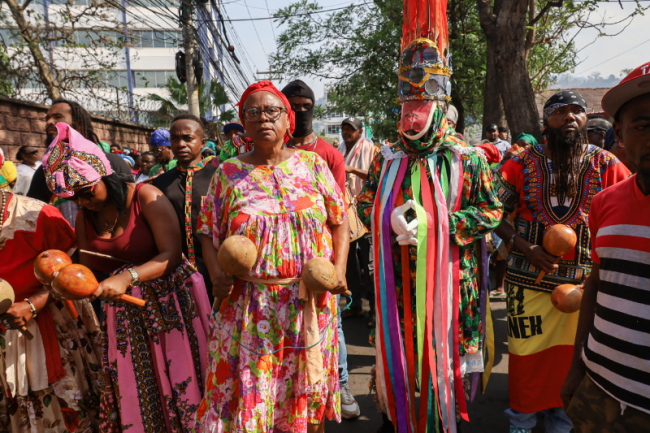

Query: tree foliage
(271, 0), (402, 141)
(0, 46), (15, 96)
(148, 77), (236, 121)
(272, 0), (646, 140)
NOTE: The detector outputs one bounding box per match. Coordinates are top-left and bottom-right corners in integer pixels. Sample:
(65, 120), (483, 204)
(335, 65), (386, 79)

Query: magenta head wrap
(42, 122), (113, 198)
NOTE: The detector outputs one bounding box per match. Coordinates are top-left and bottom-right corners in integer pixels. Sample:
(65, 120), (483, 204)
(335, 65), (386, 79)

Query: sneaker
(340, 384), (361, 419)
(509, 426), (532, 433)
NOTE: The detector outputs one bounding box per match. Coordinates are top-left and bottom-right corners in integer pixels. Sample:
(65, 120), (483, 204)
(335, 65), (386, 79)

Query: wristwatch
(126, 268), (140, 287)
(24, 298), (37, 319)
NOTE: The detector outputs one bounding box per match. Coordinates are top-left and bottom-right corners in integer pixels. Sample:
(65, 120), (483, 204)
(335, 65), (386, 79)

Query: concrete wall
(0, 95), (154, 162)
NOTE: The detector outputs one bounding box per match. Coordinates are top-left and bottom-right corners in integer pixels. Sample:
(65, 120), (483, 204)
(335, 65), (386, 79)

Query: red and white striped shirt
(585, 174), (650, 414)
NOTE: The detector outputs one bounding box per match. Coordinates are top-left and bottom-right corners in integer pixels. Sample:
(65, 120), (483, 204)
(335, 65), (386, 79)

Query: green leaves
(148, 77), (236, 121)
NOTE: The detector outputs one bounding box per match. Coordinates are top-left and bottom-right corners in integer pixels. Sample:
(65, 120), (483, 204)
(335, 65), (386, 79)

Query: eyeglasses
(243, 106), (286, 122)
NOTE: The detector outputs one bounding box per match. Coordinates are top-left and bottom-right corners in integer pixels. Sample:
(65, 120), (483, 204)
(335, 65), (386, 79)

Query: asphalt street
(327, 297), (516, 433)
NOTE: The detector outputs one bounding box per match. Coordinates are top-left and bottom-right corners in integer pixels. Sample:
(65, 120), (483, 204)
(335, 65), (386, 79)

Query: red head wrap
(475, 141), (502, 164)
(236, 80), (296, 142)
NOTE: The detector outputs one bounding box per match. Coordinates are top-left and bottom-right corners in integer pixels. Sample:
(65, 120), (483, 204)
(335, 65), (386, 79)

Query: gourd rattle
(534, 224), (577, 285)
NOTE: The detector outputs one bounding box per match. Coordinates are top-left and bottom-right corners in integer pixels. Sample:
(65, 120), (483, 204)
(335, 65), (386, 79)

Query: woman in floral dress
(194, 81), (349, 433)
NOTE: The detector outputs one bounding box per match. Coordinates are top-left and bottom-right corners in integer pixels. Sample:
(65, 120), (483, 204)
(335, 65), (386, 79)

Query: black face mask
(293, 107), (314, 138)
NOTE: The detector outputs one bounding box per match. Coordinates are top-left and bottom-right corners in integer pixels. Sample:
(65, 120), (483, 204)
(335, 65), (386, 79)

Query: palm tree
(148, 77), (236, 122)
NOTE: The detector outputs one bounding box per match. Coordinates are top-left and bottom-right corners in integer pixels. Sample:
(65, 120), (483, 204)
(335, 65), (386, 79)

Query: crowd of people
(0, 8), (648, 433)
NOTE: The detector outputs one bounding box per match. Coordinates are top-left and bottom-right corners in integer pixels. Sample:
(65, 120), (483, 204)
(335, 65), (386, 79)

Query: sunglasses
(152, 147), (169, 154)
(70, 184), (96, 201)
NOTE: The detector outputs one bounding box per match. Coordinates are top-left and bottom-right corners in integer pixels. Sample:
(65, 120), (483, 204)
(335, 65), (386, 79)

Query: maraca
(213, 236), (258, 310)
(50, 263), (146, 307)
(534, 224), (577, 285)
(551, 284), (583, 313)
(34, 250), (78, 318)
(0, 278), (34, 340)
(302, 257), (350, 296)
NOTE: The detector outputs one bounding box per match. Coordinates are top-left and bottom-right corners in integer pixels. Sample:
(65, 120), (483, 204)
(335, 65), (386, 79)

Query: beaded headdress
(398, 0), (453, 142)
(397, 0), (452, 104)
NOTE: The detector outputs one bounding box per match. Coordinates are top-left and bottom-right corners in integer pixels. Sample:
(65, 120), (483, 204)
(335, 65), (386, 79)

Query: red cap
(602, 62), (650, 117)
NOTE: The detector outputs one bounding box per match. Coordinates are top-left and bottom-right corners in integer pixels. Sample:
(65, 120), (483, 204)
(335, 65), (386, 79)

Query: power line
(264, 0), (277, 42)
(242, 0), (269, 63)
(221, 1), (374, 22)
(575, 36), (650, 74)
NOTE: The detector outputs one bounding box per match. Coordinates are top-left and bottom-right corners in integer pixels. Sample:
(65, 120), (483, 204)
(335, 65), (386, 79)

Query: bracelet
(24, 298), (37, 319)
(508, 233), (518, 247)
(126, 268), (140, 287)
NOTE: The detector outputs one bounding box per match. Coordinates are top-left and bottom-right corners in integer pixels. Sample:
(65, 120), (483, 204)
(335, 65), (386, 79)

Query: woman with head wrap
(194, 81), (349, 432)
(514, 132), (538, 149)
(0, 147), (102, 432)
(42, 123), (211, 432)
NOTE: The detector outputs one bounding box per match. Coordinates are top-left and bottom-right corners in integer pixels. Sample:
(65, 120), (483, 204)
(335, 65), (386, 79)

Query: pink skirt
(99, 259), (211, 433)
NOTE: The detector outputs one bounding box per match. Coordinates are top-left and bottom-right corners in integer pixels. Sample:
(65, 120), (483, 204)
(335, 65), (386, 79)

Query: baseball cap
(341, 117), (363, 130)
(586, 118), (612, 132)
(150, 129), (171, 147)
(602, 62), (650, 117)
(485, 123), (498, 132)
(223, 122), (245, 135)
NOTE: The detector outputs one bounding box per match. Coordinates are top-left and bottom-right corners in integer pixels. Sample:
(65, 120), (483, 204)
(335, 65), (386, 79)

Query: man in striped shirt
(562, 61), (650, 432)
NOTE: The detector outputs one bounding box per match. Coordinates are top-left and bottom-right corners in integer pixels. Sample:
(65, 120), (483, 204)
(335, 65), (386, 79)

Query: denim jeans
(338, 295), (349, 386)
(505, 407), (573, 433)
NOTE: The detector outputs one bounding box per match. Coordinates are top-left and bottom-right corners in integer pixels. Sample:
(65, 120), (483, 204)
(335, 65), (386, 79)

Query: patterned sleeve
(449, 153), (503, 247)
(197, 166), (228, 249)
(356, 150), (384, 230)
(311, 153), (347, 225)
(601, 151), (631, 189)
(219, 139), (237, 162)
(495, 157), (524, 213)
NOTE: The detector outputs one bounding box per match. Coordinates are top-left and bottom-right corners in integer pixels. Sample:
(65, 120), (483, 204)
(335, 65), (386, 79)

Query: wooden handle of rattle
(535, 271), (546, 285)
(64, 300), (78, 319)
(19, 326), (33, 340)
(120, 294), (146, 307)
(213, 297), (225, 311)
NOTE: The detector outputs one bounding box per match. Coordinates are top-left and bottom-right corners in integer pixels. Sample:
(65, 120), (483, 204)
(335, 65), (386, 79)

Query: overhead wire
(242, 0), (269, 64)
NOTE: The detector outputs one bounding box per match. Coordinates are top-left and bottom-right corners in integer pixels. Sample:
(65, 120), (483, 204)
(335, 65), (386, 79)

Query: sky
(223, 0), (650, 99)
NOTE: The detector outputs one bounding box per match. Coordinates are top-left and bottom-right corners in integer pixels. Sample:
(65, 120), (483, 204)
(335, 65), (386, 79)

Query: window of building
(327, 125), (341, 135)
(131, 30), (180, 48)
(0, 28), (21, 46)
(133, 70), (175, 88)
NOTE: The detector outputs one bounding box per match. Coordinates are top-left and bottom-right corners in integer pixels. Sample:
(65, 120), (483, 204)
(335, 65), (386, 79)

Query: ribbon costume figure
(356, 0), (503, 430)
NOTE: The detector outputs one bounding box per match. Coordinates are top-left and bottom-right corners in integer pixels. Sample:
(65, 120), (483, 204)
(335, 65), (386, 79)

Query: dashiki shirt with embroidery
(496, 144), (630, 292)
(496, 144), (629, 414)
(357, 143), (502, 359)
(194, 150), (346, 432)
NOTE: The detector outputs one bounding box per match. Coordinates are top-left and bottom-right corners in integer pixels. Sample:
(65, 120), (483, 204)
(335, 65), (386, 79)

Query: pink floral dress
(194, 150), (346, 432)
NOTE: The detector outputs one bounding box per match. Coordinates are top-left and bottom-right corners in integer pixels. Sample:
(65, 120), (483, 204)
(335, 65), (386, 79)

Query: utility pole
(121, 0), (137, 124)
(256, 70), (284, 82)
(182, 0), (200, 117)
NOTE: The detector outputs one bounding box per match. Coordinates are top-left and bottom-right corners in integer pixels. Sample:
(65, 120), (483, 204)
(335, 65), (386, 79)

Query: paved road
(327, 297), (514, 433)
